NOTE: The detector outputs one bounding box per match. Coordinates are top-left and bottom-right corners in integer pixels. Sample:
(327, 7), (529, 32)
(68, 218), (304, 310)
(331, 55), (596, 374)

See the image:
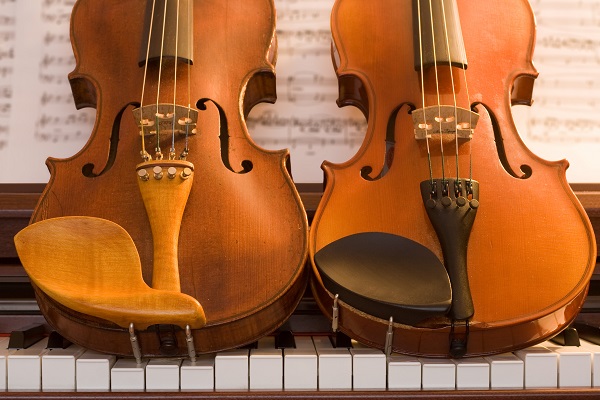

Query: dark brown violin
(309, 0), (596, 357)
(17, 0), (308, 357)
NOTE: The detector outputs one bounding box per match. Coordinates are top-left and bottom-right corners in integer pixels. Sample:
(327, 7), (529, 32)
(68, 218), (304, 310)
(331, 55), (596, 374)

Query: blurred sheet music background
(0, 0), (598, 183)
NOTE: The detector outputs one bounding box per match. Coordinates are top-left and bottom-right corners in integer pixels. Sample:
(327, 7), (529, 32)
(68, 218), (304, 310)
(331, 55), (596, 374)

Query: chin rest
(14, 216), (206, 330)
(314, 232), (451, 325)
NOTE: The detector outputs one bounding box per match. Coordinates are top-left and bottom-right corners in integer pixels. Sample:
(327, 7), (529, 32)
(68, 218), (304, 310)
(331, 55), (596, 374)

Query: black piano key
(275, 330), (296, 349)
(550, 326), (580, 346)
(47, 331), (72, 349)
(8, 323), (45, 349)
(332, 331), (352, 348)
(574, 322), (600, 346)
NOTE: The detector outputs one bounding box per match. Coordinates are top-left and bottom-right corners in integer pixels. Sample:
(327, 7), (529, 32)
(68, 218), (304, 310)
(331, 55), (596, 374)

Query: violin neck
(413, 0), (468, 70)
(139, 0), (194, 66)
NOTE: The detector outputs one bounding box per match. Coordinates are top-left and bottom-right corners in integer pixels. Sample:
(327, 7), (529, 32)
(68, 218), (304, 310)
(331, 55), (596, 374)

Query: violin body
(309, 0), (596, 357)
(29, 0), (308, 357)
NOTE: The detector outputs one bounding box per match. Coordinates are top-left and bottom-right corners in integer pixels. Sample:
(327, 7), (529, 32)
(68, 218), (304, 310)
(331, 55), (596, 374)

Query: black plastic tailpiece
(420, 178), (479, 322)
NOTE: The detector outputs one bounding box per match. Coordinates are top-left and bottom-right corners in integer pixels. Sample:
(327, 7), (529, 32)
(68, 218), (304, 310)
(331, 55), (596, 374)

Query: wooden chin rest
(14, 216), (206, 331)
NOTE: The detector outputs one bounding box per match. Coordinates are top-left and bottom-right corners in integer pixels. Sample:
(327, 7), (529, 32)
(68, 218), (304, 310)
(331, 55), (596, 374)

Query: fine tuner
(136, 164), (193, 181)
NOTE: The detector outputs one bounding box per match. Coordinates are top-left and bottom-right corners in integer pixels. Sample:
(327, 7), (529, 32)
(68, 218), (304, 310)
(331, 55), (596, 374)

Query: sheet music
(0, 0), (16, 156)
(251, 0), (600, 183)
(0, 0), (93, 183)
(512, 0), (600, 182)
(247, 0), (366, 183)
(0, 0), (598, 183)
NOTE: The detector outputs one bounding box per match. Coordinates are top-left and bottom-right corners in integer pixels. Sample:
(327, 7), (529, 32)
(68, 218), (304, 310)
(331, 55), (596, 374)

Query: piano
(1, 183), (600, 399)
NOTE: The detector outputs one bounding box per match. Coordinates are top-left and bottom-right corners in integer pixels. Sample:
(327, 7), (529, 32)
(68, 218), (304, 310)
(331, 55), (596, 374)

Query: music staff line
(247, 111), (366, 136)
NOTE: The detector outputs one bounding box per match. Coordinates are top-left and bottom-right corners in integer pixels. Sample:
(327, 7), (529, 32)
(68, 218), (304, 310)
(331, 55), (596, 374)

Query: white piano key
(181, 355), (215, 391)
(580, 339), (600, 387)
(250, 337), (282, 390)
(545, 342), (592, 388)
(351, 347), (386, 389)
(42, 344), (85, 391)
(454, 357), (490, 389)
(515, 344), (558, 389)
(0, 337), (9, 391)
(215, 349), (249, 390)
(7, 337), (48, 391)
(76, 350), (116, 391)
(420, 358), (456, 390)
(388, 354), (421, 390)
(313, 335), (352, 390)
(110, 358), (148, 391)
(311, 335), (334, 349)
(146, 358), (182, 391)
(295, 336), (316, 350)
(284, 337), (317, 390)
(485, 352), (524, 389)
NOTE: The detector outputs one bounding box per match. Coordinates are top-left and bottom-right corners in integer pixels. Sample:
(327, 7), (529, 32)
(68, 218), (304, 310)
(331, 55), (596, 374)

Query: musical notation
(248, 0), (366, 182)
(0, 0), (93, 181)
(0, 0), (14, 153)
(0, 0), (598, 183)
(34, 0), (94, 148)
(512, 0), (600, 182)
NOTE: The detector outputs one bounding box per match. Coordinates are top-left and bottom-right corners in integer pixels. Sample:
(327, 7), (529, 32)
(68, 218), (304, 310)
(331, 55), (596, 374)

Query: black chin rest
(314, 232), (451, 325)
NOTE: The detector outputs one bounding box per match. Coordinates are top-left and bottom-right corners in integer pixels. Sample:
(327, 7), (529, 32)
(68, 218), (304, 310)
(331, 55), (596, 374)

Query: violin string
(184, 0), (191, 159)
(171, 0), (181, 160)
(460, 53), (473, 186)
(139, 0), (158, 161)
(154, 0), (170, 160)
(439, 0), (460, 184)
(417, 0), (434, 185)
(463, 67), (473, 188)
(428, 0), (445, 183)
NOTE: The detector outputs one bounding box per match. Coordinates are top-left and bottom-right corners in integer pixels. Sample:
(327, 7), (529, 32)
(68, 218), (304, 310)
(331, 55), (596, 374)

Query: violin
(16, 0), (308, 357)
(309, 0), (596, 357)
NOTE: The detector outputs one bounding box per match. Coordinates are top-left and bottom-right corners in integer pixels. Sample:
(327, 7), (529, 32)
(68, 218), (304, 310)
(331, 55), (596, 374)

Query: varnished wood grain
(309, 0), (596, 357)
(19, 0), (308, 357)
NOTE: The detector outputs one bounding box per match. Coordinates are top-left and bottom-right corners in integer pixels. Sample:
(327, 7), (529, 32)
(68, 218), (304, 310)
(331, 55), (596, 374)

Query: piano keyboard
(1, 335), (600, 392)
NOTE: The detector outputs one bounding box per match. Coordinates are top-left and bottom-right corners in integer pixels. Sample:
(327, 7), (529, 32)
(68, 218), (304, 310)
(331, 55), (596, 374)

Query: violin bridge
(413, 106), (478, 140)
(133, 104), (198, 137)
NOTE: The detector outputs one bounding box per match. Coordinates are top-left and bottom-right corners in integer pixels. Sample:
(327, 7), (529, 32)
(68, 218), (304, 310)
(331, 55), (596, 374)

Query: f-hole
(473, 102), (532, 179)
(197, 98), (253, 174)
(361, 103), (414, 181)
(82, 103), (134, 178)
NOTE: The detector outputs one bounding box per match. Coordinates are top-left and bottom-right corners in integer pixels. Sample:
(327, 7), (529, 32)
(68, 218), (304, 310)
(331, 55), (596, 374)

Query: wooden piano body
(1, 183), (600, 399)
